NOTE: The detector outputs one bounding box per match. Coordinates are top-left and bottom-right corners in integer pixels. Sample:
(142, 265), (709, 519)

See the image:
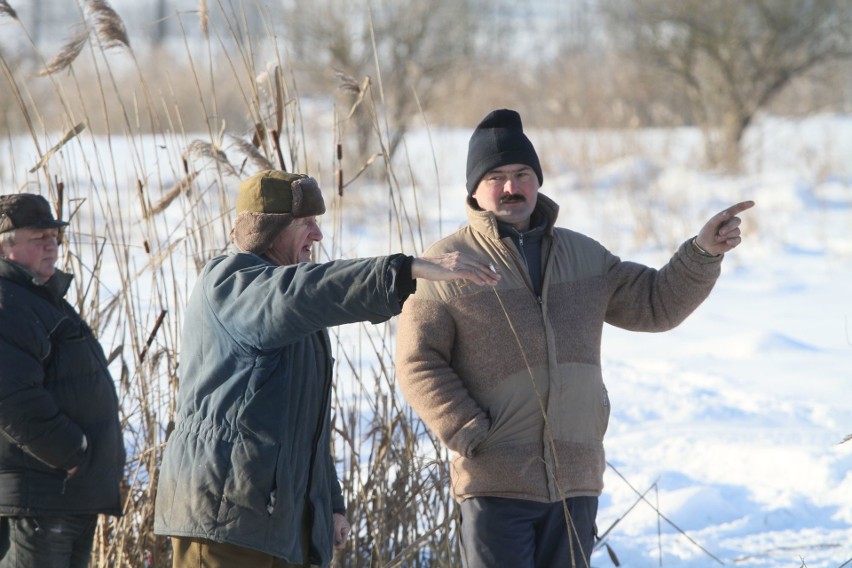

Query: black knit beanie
(465, 109), (543, 195)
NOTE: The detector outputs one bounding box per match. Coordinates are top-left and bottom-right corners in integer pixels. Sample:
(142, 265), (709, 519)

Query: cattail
(337, 143), (343, 196)
(605, 543), (621, 566)
(56, 180), (65, 222)
(138, 309), (168, 363)
(135, 179), (147, 219)
(251, 122), (266, 148)
(38, 30), (89, 76)
(273, 65), (284, 134)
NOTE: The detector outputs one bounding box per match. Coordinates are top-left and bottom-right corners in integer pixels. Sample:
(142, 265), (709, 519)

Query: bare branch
(605, 0), (852, 170)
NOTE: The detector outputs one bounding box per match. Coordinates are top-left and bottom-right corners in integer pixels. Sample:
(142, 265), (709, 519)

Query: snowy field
(1, 113), (850, 567)
(597, 246), (851, 567)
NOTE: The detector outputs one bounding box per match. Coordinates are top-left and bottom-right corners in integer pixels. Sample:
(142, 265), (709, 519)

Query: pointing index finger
(720, 200), (755, 218)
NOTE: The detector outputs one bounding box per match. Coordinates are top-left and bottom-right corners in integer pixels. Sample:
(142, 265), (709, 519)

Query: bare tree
(604, 0), (852, 171)
(279, 0), (482, 173)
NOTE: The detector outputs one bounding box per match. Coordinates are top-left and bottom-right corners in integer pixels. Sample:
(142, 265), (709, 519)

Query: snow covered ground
(597, 249), (851, 567)
(1, 113), (849, 567)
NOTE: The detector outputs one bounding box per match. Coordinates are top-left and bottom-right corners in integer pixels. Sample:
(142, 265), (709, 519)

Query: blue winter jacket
(154, 251), (410, 565)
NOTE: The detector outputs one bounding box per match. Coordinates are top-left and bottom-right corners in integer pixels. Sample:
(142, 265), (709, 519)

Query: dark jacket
(154, 251), (410, 566)
(397, 193), (722, 503)
(0, 260), (124, 516)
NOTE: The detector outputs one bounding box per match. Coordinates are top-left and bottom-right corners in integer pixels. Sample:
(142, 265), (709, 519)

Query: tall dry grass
(1, 2), (461, 566)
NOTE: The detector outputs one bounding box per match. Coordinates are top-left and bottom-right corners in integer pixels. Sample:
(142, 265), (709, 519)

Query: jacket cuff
(330, 478), (346, 514)
(331, 495), (346, 517)
(58, 434), (88, 470)
(385, 254), (417, 307)
(453, 416), (491, 458)
(683, 238), (723, 265)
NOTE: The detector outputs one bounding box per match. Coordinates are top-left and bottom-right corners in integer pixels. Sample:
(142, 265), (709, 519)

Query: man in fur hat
(395, 109), (754, 567)
(154, 170), (499, 568)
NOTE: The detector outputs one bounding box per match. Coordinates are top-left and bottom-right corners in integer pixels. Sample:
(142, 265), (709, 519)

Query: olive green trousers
(171, 536), (320, 568)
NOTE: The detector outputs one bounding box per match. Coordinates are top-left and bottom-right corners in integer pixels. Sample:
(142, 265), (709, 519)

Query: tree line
(4, 1), (852, 173)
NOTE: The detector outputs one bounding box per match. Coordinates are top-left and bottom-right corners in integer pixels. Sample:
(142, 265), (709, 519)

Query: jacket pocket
(222, 438), (281, 513)
(549, 367), (610, 444)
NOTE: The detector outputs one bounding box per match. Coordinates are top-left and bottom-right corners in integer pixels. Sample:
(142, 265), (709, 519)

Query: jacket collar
(227, 243), (279, 266)
(0, 258), (73, 302)
(465, 192), (560, 241)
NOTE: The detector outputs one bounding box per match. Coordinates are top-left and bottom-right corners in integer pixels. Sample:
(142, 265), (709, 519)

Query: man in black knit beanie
(397, 108), (754, 568)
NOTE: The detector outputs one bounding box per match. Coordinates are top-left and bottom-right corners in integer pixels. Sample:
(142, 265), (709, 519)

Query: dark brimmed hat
(465, 109), (543, 196)
(0, 194), (68, 234)
(231, 170), (326, 255)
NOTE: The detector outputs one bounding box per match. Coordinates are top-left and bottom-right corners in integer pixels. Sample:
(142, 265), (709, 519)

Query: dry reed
(38, 30), (89, 76)
(0, 0), (17, 21)
(86, 0), (131, 49)
(1, 2), (463, 566)
(29, 122), (87, 173)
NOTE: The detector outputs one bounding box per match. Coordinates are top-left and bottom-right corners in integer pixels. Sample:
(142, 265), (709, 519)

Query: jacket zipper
(307, 332), (333, 480)
(501, 238), (542, 306)
(302, 331), (333, 564)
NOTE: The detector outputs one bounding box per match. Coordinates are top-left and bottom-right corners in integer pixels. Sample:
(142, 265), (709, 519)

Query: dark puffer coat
(0, 260), (125, 516)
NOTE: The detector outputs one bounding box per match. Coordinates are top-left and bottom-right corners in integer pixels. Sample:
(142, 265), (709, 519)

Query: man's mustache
(500, 195), (526, 204)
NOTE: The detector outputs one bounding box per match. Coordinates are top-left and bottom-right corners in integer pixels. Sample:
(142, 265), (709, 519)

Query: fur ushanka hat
(231, 170), (326, 255)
